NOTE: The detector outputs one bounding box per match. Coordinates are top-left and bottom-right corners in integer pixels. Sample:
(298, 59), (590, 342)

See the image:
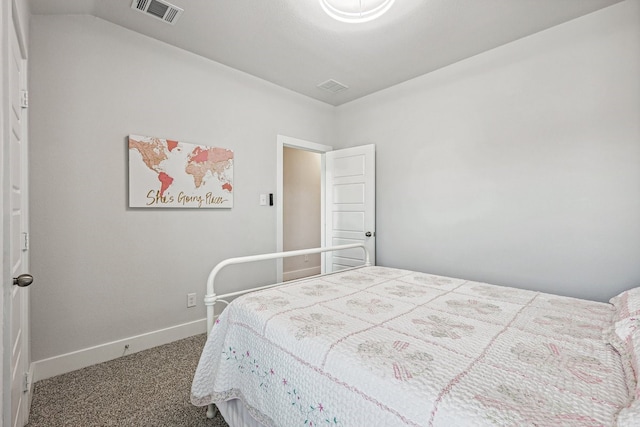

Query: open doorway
(282, 147), (321, 281)
(276, 135), (333, 283)
(276, 135), (376, 281)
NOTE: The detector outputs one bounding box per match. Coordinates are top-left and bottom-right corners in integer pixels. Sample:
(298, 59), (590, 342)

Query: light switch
(259, 194), (267, 206)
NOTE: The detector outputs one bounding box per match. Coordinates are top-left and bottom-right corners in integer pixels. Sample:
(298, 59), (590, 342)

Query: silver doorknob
(365, 231), (372, 237)
(13, 274), (33, 287)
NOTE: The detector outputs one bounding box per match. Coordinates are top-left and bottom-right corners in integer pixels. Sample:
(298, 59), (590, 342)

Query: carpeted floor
(27, 334), (229, 426)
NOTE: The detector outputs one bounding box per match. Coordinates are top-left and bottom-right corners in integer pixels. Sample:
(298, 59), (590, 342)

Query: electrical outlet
(304, 254), (309, 262)
(187, 293), (196, 308)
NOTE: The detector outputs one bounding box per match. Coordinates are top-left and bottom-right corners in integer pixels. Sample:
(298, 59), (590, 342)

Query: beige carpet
(27, 334), (229, 426)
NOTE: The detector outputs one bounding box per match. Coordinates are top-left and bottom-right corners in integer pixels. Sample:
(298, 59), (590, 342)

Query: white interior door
(325, 144), (375, 271)
(5, 16), (31, 427)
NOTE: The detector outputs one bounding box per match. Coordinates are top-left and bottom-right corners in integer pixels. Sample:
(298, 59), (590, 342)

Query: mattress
(191, 266), (632, 426)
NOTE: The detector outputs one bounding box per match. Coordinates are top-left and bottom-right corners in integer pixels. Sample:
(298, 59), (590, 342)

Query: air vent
(317, 79), (349, 94)
(131, 0), (184, 25)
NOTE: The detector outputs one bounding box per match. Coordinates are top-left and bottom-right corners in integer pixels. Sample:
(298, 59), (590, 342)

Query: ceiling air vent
(317, 79), (349, 94)
(131, 0), (184, 25)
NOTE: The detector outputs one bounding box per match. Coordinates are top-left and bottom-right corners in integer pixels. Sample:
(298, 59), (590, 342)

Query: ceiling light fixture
(319, 0), (395, 24)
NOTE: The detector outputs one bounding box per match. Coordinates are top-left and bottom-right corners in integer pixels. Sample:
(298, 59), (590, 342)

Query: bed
(191, 244), (640, 426)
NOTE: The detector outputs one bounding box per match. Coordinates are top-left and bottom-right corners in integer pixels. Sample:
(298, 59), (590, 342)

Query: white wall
(28, 15), (334, 362)
(28, 0), (640, 371)
(283, 147), (321, 280)
(335, 0), (640, 302)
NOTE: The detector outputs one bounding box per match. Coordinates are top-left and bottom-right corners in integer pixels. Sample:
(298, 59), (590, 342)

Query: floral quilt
(191, 266), (631, 426)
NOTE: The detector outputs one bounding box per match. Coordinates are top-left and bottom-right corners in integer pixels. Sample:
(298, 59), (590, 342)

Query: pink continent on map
(128, 137), (168, 171)
(158, 172), (174, 196)
(185, 147), (234, 189)
(166, 140), (179, 152)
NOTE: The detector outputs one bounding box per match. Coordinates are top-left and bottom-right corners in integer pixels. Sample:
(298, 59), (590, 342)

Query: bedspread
(191, 266), (631, 426)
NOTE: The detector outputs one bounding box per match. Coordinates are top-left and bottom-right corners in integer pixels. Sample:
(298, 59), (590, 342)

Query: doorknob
(13, 274), (33, 287)
(365, 231), (373, 237)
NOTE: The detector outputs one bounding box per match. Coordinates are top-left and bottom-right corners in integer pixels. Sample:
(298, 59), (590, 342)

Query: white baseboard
(283, 265), (321, 282)
(31, 318), (207, 382)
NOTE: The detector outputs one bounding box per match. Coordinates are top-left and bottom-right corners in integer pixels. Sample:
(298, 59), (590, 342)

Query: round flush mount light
(319, 0), (396, 23)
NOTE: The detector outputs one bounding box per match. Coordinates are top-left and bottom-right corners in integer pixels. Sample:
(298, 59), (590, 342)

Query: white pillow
(610, 287), (640, 322)
(616, 398), (640, 426)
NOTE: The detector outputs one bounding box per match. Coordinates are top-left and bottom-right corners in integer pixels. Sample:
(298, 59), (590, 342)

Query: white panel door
(325, 145), (375, 271)
(5, 17), (31, 427)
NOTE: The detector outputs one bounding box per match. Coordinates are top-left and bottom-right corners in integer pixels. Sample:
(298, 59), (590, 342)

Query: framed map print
(128, 135), (233, 208)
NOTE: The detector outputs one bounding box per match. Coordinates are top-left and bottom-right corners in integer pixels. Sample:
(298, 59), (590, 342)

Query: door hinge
(20, 90), (28, 109)
(22, 232), (29, 251)
(23, 372), (29, 392)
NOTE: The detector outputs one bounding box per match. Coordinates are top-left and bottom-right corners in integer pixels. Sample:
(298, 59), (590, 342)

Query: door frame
(0, 0), (7, 419)
(276, 135), (332, 283)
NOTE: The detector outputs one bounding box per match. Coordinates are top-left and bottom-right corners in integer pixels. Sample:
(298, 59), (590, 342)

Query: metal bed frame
(203, 243), (370, 419)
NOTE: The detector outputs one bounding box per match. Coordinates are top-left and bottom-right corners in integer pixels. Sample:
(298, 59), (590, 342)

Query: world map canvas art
(128, 135), (234, 208)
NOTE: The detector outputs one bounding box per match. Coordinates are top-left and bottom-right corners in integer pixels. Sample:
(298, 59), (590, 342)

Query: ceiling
(29, 0), (624, 106)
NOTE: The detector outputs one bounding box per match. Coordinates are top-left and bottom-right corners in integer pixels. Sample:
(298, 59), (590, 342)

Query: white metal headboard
(204, 243), (370, 334)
